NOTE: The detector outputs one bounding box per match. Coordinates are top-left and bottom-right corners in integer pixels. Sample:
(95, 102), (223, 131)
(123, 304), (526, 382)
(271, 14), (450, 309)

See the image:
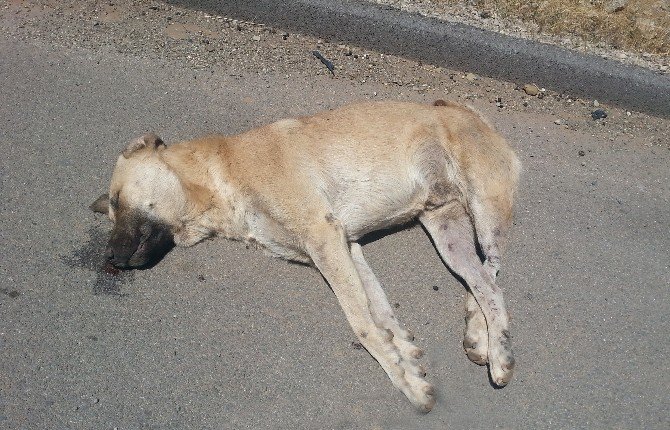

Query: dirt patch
(99, 4), (124, 24)
(165, 22), (219, 40)
(476, 0), (669, 55)
(372, 0), (668, 72)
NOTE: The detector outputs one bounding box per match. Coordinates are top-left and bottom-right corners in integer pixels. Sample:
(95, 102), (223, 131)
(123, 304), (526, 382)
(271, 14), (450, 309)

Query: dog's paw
(378, 326), (436, 411)
(488, 330), (515, 386)
(463, 307), (489, 365)
(463, 335), (488, 365)
(403, 378), (436, 413)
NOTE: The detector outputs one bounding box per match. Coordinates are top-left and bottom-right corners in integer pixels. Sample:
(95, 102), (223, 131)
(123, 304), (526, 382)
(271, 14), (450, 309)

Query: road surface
(1, 2), (669, 429)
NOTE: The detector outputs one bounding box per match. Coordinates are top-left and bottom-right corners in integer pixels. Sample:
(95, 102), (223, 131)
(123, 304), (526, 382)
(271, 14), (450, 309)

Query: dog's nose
(105, 248), (129, 268)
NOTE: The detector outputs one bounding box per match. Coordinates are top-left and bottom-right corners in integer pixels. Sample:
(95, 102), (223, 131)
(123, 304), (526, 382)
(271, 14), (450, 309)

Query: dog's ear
(122, 133), (165, 158)
(90, 193), (109, 214)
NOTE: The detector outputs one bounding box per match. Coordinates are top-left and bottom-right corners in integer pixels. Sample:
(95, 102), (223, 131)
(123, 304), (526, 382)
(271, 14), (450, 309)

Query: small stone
(432, 285), (439, 291)
(605, 0), (627, 14)
(591, 109), (608, 120)
(351, 341), (364, 350)
(281, 32), (289, 40)
(465, 72), (477, 81)
(480, 11), (492, 19)
(252, 35), (261, 42)
(578, 150), (586, 156)
(626, 111), (632, 116)
(197, 274), (205, 281)
(523, 84), (539, 96)
(554, 119), (564, 125)
(593, 100), (600, 107)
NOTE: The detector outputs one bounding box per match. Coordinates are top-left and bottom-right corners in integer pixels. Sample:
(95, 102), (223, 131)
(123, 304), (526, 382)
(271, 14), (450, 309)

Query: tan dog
(92, 100), (520, 412)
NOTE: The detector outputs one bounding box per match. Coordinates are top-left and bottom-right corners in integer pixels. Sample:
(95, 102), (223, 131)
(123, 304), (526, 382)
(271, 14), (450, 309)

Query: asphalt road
(1, 35), (669, 430)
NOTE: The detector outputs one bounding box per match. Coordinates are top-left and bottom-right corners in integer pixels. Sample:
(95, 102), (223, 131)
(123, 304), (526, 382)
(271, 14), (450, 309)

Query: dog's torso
(156, 101), (514, 263)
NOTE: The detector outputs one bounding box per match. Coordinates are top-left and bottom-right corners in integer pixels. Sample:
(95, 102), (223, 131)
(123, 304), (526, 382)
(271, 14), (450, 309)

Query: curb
(169, 0), (670, 118)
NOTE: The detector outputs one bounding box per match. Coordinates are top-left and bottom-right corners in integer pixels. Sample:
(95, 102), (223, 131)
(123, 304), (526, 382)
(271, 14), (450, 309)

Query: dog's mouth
(106, 211), (175, 269)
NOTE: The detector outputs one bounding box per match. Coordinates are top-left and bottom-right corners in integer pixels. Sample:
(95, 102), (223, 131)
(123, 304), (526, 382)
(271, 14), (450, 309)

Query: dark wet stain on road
(61, 224), (133, 296)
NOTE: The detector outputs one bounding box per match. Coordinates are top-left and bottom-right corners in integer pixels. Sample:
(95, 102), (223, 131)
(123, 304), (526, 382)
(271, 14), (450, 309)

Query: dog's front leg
(305, 219), (436, 412)
(350, 244), (435, 384)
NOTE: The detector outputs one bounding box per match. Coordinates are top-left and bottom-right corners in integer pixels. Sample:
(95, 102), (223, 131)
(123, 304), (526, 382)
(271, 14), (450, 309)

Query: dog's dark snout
(104, 243), (128, 268)
(104, 215), (174, 269)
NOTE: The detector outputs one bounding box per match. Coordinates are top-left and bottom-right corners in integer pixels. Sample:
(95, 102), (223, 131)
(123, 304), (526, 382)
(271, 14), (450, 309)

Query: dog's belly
(328, 175), (426, 240)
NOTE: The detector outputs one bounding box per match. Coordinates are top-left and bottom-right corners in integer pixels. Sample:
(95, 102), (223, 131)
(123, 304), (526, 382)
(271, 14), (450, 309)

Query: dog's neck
(161, 138), (249, 245)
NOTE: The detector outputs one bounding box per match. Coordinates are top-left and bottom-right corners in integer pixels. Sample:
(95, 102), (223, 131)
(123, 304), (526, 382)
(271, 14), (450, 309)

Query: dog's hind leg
(419, 202), (514, 386)
(462, 196), (514, 366)
(463, 290), (488, 365)
(305, 218), (435, 412)
(350, 243), (431, 385)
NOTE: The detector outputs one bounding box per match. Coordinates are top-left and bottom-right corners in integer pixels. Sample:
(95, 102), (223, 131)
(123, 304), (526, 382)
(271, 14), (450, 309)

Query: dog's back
(219, 101), (519, 244)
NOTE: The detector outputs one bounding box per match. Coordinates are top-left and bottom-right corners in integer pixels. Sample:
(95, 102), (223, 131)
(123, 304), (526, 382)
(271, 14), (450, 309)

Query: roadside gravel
(369, 0), (669, 74)
(2, 0), (668, 144)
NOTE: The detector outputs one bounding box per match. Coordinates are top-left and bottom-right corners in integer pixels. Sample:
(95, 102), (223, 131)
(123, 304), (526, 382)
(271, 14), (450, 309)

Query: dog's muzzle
(106, 210), (174, 269)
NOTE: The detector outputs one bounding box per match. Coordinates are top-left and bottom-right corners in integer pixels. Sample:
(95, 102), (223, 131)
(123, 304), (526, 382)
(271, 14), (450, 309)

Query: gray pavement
(1, 35), (669, 430)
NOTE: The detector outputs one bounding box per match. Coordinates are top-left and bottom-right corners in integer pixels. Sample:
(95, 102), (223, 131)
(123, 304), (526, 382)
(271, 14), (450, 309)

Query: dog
(91, 100), (520, 412)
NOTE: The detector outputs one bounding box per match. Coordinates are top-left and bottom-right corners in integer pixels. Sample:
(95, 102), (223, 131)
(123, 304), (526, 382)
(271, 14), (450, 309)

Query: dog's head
(91, 134), (192, 269)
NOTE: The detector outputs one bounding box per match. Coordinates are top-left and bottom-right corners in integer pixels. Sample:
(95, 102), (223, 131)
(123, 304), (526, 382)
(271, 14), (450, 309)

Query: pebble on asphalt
(523, 84), (540, 96)
(591, 109), (608, 120)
